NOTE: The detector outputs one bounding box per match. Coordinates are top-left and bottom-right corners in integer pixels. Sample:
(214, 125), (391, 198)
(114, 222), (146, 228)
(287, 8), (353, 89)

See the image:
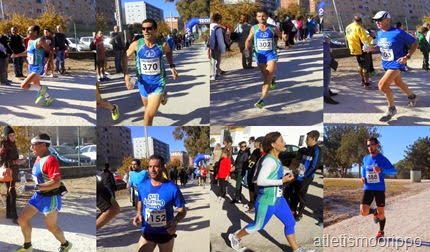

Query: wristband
(406, 55), (411, 59)
(170, 64), (176, 68)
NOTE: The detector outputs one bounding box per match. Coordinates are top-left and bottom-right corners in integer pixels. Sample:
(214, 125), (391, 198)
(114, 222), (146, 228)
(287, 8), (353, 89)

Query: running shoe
(254, 100), (264, 109)
(161, 92), (168, 105)
(47, 74), (54, 78)
(245, 207), (255, 214)
(11, 245), (33, 252)
(376, 230), (384, 239)
(379, 107), (397, 122)
(35, 86), (48, 104)
(59, 241), (73, 252)
(294, 247), (315, 252)
(228, 233), (241, 251)
(111, 104), (120, 120)
(362, 83), (376, 90)
(407, 94), (419, 107)
(373, 210), (379, 224)
(270, 76), (277, 90)
(42, 97), (54, 107)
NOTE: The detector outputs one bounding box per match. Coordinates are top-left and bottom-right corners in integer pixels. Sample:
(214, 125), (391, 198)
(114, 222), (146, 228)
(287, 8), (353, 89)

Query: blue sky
(122, 0), (179, 19)
(346, 126), (430, 172)
(128, 126), (185, 152)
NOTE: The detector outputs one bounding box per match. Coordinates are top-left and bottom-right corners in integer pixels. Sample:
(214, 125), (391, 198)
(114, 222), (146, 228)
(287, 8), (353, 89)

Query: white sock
(29, 85), (42, 91)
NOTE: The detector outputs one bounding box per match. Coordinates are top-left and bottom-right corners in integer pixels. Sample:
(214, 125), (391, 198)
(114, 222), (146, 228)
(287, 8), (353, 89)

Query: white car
(80, 144), (96, 164)
(66, 37), (89, 52)
(80, 36), (94, 47)
(103, 36), (113, 51)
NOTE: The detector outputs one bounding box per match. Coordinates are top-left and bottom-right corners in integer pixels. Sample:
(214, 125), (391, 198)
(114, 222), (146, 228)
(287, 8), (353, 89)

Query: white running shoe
(228, 233), (241, 251)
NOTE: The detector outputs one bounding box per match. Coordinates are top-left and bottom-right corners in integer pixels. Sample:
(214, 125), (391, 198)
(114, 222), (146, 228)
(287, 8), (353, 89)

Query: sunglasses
(142, 27), (154, 31)
(367, 144), (376, 147)
(240, 145), (246, 148)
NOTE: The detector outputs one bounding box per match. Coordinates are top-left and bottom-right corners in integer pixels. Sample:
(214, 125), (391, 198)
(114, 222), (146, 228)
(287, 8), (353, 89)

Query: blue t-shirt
(137, 179), (186, 234)
(376, 26), (416, 70)
(129, 170), (149, 187)
(361, 153), (397, 191)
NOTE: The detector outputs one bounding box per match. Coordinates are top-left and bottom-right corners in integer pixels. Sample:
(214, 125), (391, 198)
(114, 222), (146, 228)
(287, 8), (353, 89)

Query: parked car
(279, 144), (300, 167)
(80, 36), (94, 50)
(103, 36), (113, 51)
(28, 145), (92, 167)
(66, 37), (88, 52)
(325, 31), (347, 48)
(79, 144), (96, 164)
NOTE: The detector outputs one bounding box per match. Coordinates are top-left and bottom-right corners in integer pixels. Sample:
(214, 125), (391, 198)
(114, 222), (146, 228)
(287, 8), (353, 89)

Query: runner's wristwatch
(170, 63), (176, 68)
(405, 54), (411, 59)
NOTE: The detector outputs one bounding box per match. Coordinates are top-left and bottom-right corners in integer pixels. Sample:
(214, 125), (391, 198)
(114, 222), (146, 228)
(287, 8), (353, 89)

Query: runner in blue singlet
(244, 9), (287, 109)
(133, 155), (186, 252)
(11, 25), (55, 106)
(123, 19), (178, 126)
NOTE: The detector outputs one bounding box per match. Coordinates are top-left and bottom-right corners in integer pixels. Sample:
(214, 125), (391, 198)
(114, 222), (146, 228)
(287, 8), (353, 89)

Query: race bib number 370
(257, 38), (272, 51)
(140, 58), (161, 75)
(145, 208), (167, 227)
(27, 53), (35, 65)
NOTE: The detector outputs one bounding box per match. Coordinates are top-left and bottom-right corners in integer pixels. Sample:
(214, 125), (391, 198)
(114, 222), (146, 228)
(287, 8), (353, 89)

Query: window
(36, 0), (42, 3)
(298, 135), (305, 146)
(36, 8), (43, 13)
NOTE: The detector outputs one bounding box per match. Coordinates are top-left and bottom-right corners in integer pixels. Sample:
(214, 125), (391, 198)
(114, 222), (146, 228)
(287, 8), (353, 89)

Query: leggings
(245, 196), (295, 235)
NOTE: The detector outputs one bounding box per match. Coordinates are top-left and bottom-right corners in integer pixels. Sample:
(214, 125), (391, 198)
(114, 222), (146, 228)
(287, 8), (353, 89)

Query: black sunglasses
(240, 145), (246, 148)
(142, 27), (154, 31)
(367, 144), (376, 147)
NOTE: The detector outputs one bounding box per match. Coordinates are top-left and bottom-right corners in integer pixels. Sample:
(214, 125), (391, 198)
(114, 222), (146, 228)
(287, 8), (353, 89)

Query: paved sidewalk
(210, 171), (323, 252)
(0, 71), (96, 126)
(97, 180), (210, 252)
(210, 36), (323, 126)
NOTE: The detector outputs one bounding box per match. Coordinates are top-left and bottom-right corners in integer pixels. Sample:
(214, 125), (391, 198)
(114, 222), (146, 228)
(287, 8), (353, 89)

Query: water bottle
(298, 163), (305, 177)
(18, 171), (26, 193)
(244, 49), (250, 58)
(363, 41), (369, 52)
(129, 76), (136, 90)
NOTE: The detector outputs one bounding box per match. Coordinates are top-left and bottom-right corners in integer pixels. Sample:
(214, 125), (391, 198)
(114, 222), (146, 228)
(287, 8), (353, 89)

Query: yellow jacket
(345, 22), (372, 55)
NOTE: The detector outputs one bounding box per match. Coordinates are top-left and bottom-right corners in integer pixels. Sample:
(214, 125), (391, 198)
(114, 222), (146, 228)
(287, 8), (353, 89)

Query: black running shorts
(142, 233), (176, 244)
(356, 52), (371, 72)
(97, 185), (113, 213)
(361, 190), (385, 207)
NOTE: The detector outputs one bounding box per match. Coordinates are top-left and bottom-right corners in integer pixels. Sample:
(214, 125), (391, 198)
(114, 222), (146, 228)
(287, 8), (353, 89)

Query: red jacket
(216, 157), (231, 179)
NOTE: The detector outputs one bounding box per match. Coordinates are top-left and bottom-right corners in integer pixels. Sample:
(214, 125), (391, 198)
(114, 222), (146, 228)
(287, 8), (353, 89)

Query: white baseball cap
(372, 11), (391, 21)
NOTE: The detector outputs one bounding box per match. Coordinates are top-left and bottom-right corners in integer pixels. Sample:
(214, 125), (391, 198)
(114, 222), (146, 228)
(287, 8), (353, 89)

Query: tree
(176, 0), (209, 23)
(0, 13), (34, 35)
(116, 156), (133, 175)
(157, 21), (171, 36)
(96, 13), (108, 33)
(36, 4), (68, 33)
(0, 126), (31, 158)
(211, 0), (260, 29)
(404, 137), (430, 179)
(323, 126), (381, 178)
(172, 127), (210, 159)
(168, 159), (182, 169)
(277, 3), (306, 19)
(422, 16), (430, 26)
(394, 159), (411, 179)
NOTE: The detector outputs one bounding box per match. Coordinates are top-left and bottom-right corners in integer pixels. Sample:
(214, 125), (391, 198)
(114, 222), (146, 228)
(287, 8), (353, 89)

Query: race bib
(257, 38), (272, 51)
(366, 171), (380, 184)
(140, 58), (160, 75)
(27, 53), (35, 65)
(380, 48), (394, 61)
(276, 186), (283, 197)
(145, 208), (167, 227)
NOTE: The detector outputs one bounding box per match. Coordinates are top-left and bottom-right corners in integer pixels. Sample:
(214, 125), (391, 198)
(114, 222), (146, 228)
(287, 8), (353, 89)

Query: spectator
(110, 25), (125, 73)
(8, 27), (26, 80)
(54, 25), (69, 74)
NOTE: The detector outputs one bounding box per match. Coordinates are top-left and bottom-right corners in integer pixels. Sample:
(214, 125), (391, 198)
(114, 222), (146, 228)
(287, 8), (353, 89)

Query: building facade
(97, 127), (133, 167)
(324, 0), (430, 31)
(223, 0), (279, 14)
(124, 1), (164, 25)
(166, 16), (185, 31)
(133, 137), (170, 163)
(97, 0), (116, 27)
(1, 0), (96, 28)
(170, 150), (189, 167)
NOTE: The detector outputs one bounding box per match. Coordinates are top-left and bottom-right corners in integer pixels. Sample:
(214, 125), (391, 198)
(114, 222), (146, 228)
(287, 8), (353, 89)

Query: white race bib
(140, 58), (161, 75)
(27, 53), (35, 65)
(32, 175), (39, 185)
(380, 48), (394, 61)
(366, 171), (380, 184)
(145, 208), (166, 227)
(257, 38), (272, 51)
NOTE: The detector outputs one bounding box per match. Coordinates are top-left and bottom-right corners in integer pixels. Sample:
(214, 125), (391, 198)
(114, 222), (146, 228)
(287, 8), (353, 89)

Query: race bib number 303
(366, 171), (380, 184)
(380, 48), (394, 61)
(145, 208), (167, 227)
(140, 58), (161, 75)
(257, 38), (272, 51)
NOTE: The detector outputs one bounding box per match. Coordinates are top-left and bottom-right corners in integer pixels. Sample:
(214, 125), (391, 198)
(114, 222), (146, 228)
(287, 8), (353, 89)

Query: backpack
(210, 26), (221, 51)
(251, 154), (267, 184)
(90, 40), (96, 50)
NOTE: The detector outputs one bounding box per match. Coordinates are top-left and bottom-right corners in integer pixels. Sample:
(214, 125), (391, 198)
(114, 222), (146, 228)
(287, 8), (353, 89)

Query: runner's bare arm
(245, 28), (254, 51)
(38, 176), (61, 191)
(133, 200), (143, 227)
(274, 27), (287, 41)
(123, 41), (138, 89)
(166, 207), (187, 234)
(11, 50), (27, 58)
(38, 38), (53, 53)
(398, 41), (418, 64)
(163, 41), (178, 80)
